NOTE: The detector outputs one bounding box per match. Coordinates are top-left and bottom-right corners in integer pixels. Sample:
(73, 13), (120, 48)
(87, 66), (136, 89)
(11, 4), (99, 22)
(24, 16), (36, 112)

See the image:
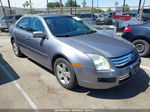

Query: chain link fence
(1, 5), (150, 34)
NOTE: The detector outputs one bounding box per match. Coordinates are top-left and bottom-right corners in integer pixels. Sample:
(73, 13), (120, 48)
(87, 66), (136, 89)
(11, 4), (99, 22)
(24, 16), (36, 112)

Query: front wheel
(133, 39), (150, 57)
(54, 58), (78, 89)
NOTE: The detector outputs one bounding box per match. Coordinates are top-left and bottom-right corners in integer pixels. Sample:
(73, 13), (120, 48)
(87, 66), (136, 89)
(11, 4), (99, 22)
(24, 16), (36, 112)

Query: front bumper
(74, 58), (141, 89)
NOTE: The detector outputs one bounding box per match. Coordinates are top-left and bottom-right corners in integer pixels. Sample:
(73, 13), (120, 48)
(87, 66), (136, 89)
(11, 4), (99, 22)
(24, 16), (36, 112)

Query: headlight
(86, 53), (111, 71)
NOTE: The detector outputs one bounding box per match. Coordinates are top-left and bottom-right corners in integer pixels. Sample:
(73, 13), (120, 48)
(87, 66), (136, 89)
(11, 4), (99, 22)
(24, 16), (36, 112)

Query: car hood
(58, 32), (135, 58)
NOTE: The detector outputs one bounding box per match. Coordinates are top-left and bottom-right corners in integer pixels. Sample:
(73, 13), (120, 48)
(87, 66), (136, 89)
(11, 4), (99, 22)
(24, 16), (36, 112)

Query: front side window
(44, 16), (96, 37)
(30, 18), (45, 33)
(17, 17), (30, 31)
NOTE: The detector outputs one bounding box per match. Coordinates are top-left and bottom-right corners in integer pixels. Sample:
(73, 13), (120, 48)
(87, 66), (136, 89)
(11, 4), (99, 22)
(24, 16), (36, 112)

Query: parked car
(123, 12), (138, 17)
(104, 12), (116, 25)
(74, 13), (98, 25)
(142, 9), (150, 22)
(9, 14), (141, 89)
(122, 22), (150, 56)
(133, 9), (150, 22)
(95, 13), (105, 25)
(117, 16), (141, 30)
(0, 14), (22, 32)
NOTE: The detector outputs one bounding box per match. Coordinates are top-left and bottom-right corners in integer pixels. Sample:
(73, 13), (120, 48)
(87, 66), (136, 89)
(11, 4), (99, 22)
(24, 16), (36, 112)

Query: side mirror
(33, 31), (45, 38)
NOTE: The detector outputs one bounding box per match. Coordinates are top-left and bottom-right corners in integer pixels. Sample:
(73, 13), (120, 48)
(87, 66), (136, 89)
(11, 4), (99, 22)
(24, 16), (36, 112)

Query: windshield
(44, 16), (96, 37)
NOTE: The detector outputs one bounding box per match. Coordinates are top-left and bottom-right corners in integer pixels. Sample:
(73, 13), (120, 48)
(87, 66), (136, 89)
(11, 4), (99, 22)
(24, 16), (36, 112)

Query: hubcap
(135, 43), (145, 53)
(56, 63), (71, 85)
(12, 42), (18, 55)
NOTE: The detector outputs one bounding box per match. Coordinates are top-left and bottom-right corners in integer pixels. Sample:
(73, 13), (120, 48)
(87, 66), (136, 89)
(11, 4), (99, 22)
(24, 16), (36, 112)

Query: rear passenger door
(15, 17), (32, 56)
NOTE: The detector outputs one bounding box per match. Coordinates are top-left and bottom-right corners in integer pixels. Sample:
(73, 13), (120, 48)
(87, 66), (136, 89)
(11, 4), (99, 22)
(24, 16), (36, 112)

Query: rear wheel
(11, 39), (23, 57)
(133, 39), (150, 57)
(54, 58), (77, 89)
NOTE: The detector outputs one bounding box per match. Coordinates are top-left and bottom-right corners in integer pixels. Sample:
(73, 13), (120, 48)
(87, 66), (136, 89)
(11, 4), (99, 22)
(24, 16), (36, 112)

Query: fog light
(97, 78), (116, 83)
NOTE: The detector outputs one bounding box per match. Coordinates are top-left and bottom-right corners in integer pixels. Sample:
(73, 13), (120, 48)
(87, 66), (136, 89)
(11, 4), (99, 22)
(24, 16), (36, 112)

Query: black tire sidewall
(133, 39), (150, 57)
(54, 58), (77, 89)
(12, 39), (23, 57)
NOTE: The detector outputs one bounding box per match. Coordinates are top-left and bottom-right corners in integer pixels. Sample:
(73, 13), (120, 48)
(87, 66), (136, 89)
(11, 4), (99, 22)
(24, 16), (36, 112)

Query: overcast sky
(1, 0), (150, 8)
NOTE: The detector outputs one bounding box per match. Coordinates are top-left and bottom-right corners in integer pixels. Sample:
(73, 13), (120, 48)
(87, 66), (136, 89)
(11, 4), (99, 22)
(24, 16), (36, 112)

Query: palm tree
(82, 0), (86, 8)
(115, 1), (119, 8)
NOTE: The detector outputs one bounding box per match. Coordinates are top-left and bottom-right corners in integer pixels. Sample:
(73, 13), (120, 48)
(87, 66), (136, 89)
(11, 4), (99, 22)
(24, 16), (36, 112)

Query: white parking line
(0, 65), (38, 111)
(141, 65), (150, 70)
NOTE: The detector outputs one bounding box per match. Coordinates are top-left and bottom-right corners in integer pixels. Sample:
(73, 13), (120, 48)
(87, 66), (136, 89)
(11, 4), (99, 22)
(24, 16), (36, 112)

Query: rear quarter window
(15, 15), (22, 20)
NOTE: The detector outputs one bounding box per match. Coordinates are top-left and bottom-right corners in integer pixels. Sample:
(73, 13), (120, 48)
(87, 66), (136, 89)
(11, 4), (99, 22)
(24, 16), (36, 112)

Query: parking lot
(0, 32), (150, 109)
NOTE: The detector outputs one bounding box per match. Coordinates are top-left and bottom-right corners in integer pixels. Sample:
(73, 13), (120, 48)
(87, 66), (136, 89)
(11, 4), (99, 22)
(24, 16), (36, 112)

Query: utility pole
(0, 0), (6, 16)
(92, 0), (94, 13)
(92, 0), (94, 24)
(75, 0), (77, 14)
(123, 0), (126, 12)
(97, 0), (98, 9)
(70, 0), (72, 15)
(7, 0), (12, 14)
(47, 0), (49, 13)
(138, 0), (142, 14)
(29, 0), (32, 13)
(140, 0), (145, 23)
(0, 0), (9, 29)
(60, 0), (63, 13)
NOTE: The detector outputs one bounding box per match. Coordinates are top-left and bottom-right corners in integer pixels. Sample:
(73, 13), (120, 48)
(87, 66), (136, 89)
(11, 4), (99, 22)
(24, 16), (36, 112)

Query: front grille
(110, 50), (139, 68)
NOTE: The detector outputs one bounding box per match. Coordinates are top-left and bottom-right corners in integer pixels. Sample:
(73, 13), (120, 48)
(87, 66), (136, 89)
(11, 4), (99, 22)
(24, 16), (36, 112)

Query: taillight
(124, 27), (132, 32)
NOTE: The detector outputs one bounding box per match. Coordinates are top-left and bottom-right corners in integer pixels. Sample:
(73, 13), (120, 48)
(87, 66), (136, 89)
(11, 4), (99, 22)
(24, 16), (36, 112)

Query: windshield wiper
(56, 34), (72, 37)
(85, 30), (97, 34)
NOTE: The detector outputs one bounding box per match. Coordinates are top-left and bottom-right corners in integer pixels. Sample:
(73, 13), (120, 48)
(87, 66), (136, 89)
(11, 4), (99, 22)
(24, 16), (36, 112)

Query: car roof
(23, 13), (74, 18)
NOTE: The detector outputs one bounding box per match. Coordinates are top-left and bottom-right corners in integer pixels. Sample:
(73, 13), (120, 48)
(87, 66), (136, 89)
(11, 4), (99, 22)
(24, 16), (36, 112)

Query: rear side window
(17, 17), (30, 31)
(15, 15), (22, 20)
(30, 18), (45, 32)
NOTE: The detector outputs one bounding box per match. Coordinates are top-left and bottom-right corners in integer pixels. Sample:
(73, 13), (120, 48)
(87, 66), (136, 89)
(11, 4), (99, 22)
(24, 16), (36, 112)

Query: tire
(133, 39), (150, 57)
(54, 58), (78, 89)
(0, 29), (5, 32)
(11, 39), (23, 57)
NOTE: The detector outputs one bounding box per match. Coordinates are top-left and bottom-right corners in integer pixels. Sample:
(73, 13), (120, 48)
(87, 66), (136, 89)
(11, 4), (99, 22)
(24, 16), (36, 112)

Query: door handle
(26, 36), (31, 40)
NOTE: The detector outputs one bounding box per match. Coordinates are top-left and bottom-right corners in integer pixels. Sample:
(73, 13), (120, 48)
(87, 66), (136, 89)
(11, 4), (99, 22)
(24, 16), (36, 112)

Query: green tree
(93, 8), (104, 13)
(47, 2), (62, 8)
(107, 8), (112, 12)
(22, 1), (32, 8)
(65, 0), (78, 7)
(115, 1), (119, 8)
(82, 0), (87, 8)
(124, 4), (130, 12)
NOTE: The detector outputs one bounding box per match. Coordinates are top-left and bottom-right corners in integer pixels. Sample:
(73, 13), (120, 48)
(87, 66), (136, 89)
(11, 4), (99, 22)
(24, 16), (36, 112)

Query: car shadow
(0, 53), (20, 85)
(72, 69), (150, 99)
(27, 58), (54, 75)
(26, 57), (150, 100)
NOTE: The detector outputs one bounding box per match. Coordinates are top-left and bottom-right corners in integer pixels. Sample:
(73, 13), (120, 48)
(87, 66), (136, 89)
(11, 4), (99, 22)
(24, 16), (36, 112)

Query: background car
(74, 13), (98, 25)
(104, 12), (116, 25)
(95, 13), (105, 25)
(0, 14), (22, 32)
(122, 22), (150, 56)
